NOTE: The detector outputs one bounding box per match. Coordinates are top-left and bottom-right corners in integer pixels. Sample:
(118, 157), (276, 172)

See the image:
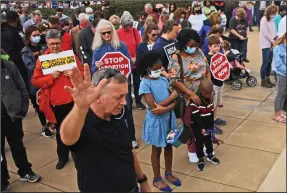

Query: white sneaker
(203, 146), (215, 156)
(132, 141), (139, 149)
(188, 152), (199, 163)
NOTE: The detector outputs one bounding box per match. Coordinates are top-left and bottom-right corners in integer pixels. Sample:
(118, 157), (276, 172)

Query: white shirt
(188, 14), (207, 33)
(259, 1), (266, 10)
(278, 16), (286, 37)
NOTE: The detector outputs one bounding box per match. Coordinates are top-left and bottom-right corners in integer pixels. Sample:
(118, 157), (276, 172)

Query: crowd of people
(1, 1), (286, 192)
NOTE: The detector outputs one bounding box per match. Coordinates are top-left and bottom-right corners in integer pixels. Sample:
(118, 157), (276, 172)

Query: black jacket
(1, 59), (29, 120)
(78, 24), (94, 66)
(1, 22), (28, 86)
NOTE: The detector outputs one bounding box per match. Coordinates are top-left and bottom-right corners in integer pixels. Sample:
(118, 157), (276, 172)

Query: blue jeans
(260, 48), (272, 80)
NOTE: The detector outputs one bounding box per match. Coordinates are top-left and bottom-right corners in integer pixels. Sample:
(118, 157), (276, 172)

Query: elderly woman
(32, 29), (84, 170)
(168, 29), (211, 163)
(91, 19), (140, 149)
(109, 14), (121, 30)
(117, 11), (144, 110)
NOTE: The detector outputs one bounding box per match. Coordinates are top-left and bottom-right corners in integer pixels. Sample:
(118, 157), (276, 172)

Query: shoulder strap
(175, 53), (184, 82)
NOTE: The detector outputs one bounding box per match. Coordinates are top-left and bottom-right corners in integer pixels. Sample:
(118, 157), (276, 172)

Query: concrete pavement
(4, 29), (286, 192)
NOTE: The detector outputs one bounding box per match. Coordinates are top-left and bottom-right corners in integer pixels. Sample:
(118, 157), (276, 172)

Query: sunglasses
(101, 31), (112, 35)
(151, 33), (159, 37)
(95, 68), (120, 86)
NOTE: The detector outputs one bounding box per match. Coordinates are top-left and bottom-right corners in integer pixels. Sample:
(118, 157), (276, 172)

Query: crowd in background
(1, 1), (286, 192)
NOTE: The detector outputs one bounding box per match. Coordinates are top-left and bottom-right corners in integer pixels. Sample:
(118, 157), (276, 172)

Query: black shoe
(243, 59), (250, 63)
(267, 78), (275, 87)
(214, 118), (226, 126)
(20, 171), (41, 183)
(197, 158), (205, 171)
(207, 155), (220, 165)
(42, 127), (54, 138)
(261, 79), (273, 88)
(56, 160), (68, 170)
(136, 102), (146, 110)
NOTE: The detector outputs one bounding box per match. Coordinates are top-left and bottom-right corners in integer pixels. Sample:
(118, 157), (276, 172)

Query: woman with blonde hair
(259, 4), (278, 88)
(272, 33), (286, 122)
(91, 19), (139, 149)
(109, 14), (120, 30)
(140, 14), (159, 36)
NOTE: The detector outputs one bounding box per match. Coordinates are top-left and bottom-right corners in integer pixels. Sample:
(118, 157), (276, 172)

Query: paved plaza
(4, 30), (286, 192)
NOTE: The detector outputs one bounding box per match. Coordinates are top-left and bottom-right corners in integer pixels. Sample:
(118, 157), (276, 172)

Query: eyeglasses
(101, 31), (112, 35)
(151, 33), (159, 37)
(48, 42), (61, 47)
(95, 68), (120, 86)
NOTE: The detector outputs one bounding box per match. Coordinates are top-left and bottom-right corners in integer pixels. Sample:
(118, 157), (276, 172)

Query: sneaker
(214, 118), (226, 126)
(48, 124), (57, 133)
(197, 158), (205, 171)
(207, 155), (220, 165)
(42, 127), (53, 138)
(136, 102), (146, 110)
(132, 141), (139, 149)
(203, 146), (215, 156)
(214, 126), (223, 135)
(20, 172), (41, 183)
(188, 152), (199, 163)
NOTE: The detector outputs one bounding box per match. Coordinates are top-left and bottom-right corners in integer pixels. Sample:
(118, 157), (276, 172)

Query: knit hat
(120, 11), (134, 27)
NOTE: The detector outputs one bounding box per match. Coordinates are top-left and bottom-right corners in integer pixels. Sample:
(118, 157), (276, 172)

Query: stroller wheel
(232, 80), (242, 90)
(246, 76), (257, 87)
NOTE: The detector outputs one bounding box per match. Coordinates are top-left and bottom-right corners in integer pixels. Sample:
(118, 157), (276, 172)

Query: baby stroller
(226, 50), (257, 90)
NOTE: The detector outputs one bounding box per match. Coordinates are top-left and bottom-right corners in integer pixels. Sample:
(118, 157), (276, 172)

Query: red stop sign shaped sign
(99, 52), (131, 77)
(210, 53), (230, 81)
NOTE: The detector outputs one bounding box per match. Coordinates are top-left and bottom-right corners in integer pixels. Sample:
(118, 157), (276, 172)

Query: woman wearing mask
(20, 25), (54, 138)
(109, 15), (121, 30)
(173, 8), (187, 23)
(85, 7), (94, 22)
(272, 33), (286, 123)
(259, 5), (278, 88)
(91, 19), (140, 149)
(168, 3), (176, 20)
(168, 29), (211, 163)
(158, 12), (169, 30)
(203, 0), (217, 19)
(188, 4), (207, 33)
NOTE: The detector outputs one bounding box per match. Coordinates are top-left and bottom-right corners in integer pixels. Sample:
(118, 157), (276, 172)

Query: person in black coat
(1, 11), (28, 88)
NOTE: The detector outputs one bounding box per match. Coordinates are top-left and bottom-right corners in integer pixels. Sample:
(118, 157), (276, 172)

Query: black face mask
(39, 34), (46, 45)
(280, 13), (286, 18)
(195, 10), (202, 14)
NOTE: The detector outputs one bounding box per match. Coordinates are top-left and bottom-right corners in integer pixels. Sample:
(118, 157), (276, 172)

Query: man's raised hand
(64, 64), (107, 109)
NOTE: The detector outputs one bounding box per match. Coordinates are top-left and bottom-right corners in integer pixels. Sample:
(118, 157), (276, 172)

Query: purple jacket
(232, 7), (252, 25)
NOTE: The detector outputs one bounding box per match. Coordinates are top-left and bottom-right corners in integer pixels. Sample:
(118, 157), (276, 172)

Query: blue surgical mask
(31, 36), (41, 44)
(185, 47), (197, 54)
(179, 18), (184, 23)
(89, 14), (94, 22)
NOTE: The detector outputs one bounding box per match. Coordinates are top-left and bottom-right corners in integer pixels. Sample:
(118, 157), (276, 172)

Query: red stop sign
(210, 53), (230, 81)
(99, 52), (131, 77)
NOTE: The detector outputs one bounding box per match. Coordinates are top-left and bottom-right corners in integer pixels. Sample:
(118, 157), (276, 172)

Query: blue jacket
(199, 19), (212, 45)
(91, 41), (131, 75)
(201, 35), (226, 56)
(272, 43), (286, 77)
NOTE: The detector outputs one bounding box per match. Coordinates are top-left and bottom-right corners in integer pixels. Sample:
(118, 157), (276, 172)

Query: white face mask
(270, 15), (276, 19)
(149, 69), (161, 79)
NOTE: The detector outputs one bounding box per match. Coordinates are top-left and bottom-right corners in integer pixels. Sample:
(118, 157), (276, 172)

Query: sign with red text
(99, 52), (131, 77)
(210, 53), (230, 81)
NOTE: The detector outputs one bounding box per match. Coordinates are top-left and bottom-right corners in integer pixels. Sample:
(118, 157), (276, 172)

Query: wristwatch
(137, 174), (148, 184)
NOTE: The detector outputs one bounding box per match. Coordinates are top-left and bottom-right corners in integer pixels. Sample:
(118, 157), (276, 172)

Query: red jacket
(117, 28), (141, 67)
(32, 49), (83, 124)
(61, 31), (72, 51)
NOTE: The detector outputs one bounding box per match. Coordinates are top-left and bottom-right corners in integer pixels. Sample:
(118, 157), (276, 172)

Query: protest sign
(210, 53), (230, 81)
(39, 50), (77, 75)
(99, 52), (131, 77)
(164, 42), (177, 61)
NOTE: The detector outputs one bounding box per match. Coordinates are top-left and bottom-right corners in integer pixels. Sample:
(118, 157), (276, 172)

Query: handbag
(173, 53), (186, 118)
(166, 123), (184, 148)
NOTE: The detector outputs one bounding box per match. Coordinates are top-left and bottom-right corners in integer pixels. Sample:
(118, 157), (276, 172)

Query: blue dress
(139, 77), (177, 147)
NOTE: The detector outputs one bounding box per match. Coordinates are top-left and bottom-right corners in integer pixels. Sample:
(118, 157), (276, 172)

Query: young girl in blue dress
(137, 50), (181, 192)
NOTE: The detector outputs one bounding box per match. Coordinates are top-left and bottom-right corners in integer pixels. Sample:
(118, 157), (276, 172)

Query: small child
(137, 50), (181, 192)
(205, 35), (226, 128)
(190, 79), (220, 171)
(222, 40), (251, 73)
